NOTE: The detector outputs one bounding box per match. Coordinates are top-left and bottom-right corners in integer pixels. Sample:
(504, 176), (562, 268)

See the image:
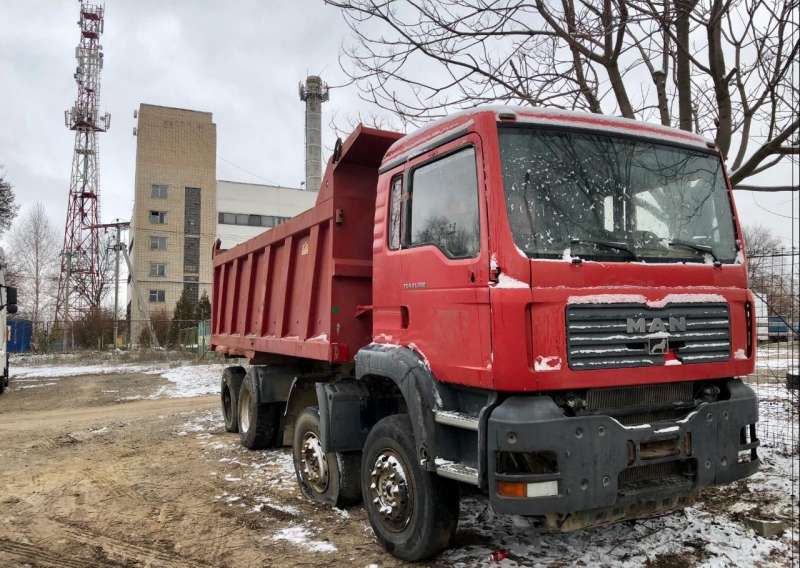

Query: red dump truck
(211, 107), (759, 560)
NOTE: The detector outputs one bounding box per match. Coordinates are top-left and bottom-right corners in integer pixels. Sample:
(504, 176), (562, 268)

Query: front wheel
(361, 414), (459, 561)
(292, 407), (361, 507)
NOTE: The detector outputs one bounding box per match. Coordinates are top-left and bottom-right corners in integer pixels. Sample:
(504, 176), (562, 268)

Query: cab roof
(382, 105), (714, 168)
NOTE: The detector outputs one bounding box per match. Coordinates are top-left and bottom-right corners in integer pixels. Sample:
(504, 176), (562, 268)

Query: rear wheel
(362, 414), (459, 561)
(238, 372), (282, 450)
(292, 407), (361, 507)
(221, 367), (244, 433)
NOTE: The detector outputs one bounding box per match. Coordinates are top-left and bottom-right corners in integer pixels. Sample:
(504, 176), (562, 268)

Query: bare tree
(0, 170), (18, 233)
(93, 232), (117, 309)
(7, 203), (60, 324)
(328, 0), (798, 183)
(743, 224), (796, 318)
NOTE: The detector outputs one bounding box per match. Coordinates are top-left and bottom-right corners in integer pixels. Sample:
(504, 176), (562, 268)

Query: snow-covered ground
(147, 364), (227, 398)
(10, 360), (225, 399)
(11, 362), (170, 380)
(7, 355), (796, 565)
(180, 409), (798, 567)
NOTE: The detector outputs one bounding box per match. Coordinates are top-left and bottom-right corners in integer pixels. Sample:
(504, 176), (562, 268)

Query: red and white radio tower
(55, 0), (111, 323)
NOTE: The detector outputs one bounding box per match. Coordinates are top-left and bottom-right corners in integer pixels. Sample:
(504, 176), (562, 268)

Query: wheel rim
(368, 450), (412, 532)
(239, 388), (251, 433)
(300, 432), (329, 494)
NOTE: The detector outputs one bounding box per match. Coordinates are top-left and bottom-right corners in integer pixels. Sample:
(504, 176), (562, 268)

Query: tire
(292, 407), (362, 507)
(221, 367), (244, 433)
(361, 414), (459, 561)
(238, 371), (282, 450)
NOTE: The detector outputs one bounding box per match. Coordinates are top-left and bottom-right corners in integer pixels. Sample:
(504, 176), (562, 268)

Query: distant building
(217, 180), (317, 249)
(127, 104), (217, 333)
(127, 104), (318, 338)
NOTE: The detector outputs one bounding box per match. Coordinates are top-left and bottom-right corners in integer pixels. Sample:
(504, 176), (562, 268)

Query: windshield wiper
(569, 238), (638, 260)
(668, 240), (722, 266)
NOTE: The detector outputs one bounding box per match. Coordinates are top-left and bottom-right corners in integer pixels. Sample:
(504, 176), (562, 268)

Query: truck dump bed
(211, 126), (402, 362)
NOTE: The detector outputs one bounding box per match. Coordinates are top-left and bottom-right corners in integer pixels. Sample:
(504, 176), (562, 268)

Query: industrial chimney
(298, 75), (329, 192)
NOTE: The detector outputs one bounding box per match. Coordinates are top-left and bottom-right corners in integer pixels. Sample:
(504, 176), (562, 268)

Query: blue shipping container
(8, 319), (33, 353)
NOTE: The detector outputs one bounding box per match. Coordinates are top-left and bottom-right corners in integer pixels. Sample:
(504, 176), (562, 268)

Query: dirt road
(0, 370), (403, 568)
(0, 363), (795, 567)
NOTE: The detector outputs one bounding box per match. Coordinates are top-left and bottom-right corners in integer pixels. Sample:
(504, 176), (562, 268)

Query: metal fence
(746, 249), (799, 455)
(10, 319), (212, 356)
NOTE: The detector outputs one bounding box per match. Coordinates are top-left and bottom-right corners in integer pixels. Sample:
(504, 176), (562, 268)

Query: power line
(219, 156), (282, 187)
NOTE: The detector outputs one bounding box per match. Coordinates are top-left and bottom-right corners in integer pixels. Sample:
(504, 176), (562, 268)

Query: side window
(408, 147), (479, 258)
(388, 175), (403, 250)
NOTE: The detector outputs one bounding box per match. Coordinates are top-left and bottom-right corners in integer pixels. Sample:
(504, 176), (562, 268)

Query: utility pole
(62, 251), (73, 352)
(92, 220), (130, 347)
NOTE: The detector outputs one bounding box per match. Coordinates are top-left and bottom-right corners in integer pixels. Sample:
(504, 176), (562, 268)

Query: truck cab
(361, 107), (758, 538)
(211, 106), (759, 561)
(0, 249), (18, 394)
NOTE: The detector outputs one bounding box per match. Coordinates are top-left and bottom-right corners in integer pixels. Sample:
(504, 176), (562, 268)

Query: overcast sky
(0, 0), (796, 248)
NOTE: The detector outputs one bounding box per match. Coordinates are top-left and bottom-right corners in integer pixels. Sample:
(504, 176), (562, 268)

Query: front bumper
(487, 379), (759, 517)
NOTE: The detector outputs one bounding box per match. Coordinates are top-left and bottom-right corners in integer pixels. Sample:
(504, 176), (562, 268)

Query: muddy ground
(0, 361), (796, 567)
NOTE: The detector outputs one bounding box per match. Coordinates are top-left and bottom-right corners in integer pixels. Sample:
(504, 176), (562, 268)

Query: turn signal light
(497, 481), (526, 497)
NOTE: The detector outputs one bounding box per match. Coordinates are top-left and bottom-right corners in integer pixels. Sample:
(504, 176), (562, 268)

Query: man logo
(626, 316), (687, 334)
(649, 337), (669, 355)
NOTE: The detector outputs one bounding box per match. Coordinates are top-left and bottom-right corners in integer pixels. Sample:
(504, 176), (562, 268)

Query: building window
(149, 262), (166, 277)
(151, 184), (168, 199)
(185, 187), (201, 235)
(184, 236), (200, 274)
(149, 210), (167, 224)
(150, 236), (167, 250)
(217, 212), (291, 227)
(149, 289), (166, 302)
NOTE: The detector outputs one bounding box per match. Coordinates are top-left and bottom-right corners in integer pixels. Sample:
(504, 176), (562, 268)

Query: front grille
(567, 303), (730, 370)
(619, 461), (691, 491)
(586, 382), (694, 412)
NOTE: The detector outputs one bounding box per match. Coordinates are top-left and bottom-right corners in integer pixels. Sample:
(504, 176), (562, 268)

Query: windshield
(498, 125), (739, 263)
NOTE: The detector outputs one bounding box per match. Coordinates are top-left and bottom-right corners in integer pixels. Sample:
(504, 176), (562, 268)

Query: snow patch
(734, 348), (748, 360)
(149, 364), (227, 398)
(534, 356), (562, 372)
(495, 273), (529, 289)
(10, 362), (168, 379)
(272, 526), (337, 553)
(567, 293), (727, 307)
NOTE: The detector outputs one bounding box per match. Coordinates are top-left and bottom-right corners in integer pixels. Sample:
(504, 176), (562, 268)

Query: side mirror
(7, 286), (17, 307)
(5, 286), (17, 314)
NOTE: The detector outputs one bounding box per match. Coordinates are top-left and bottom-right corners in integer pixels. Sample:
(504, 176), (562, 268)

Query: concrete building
(127, 104), (319, 337)
(217, 180), (317, 249)
(127, 104), (217, 333)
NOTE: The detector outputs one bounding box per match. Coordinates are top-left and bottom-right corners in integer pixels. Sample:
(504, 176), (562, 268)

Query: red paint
(212, 109), (755, 393)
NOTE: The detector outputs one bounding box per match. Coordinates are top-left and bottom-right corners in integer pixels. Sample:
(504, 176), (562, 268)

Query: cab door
(392, 134), (492, 389)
